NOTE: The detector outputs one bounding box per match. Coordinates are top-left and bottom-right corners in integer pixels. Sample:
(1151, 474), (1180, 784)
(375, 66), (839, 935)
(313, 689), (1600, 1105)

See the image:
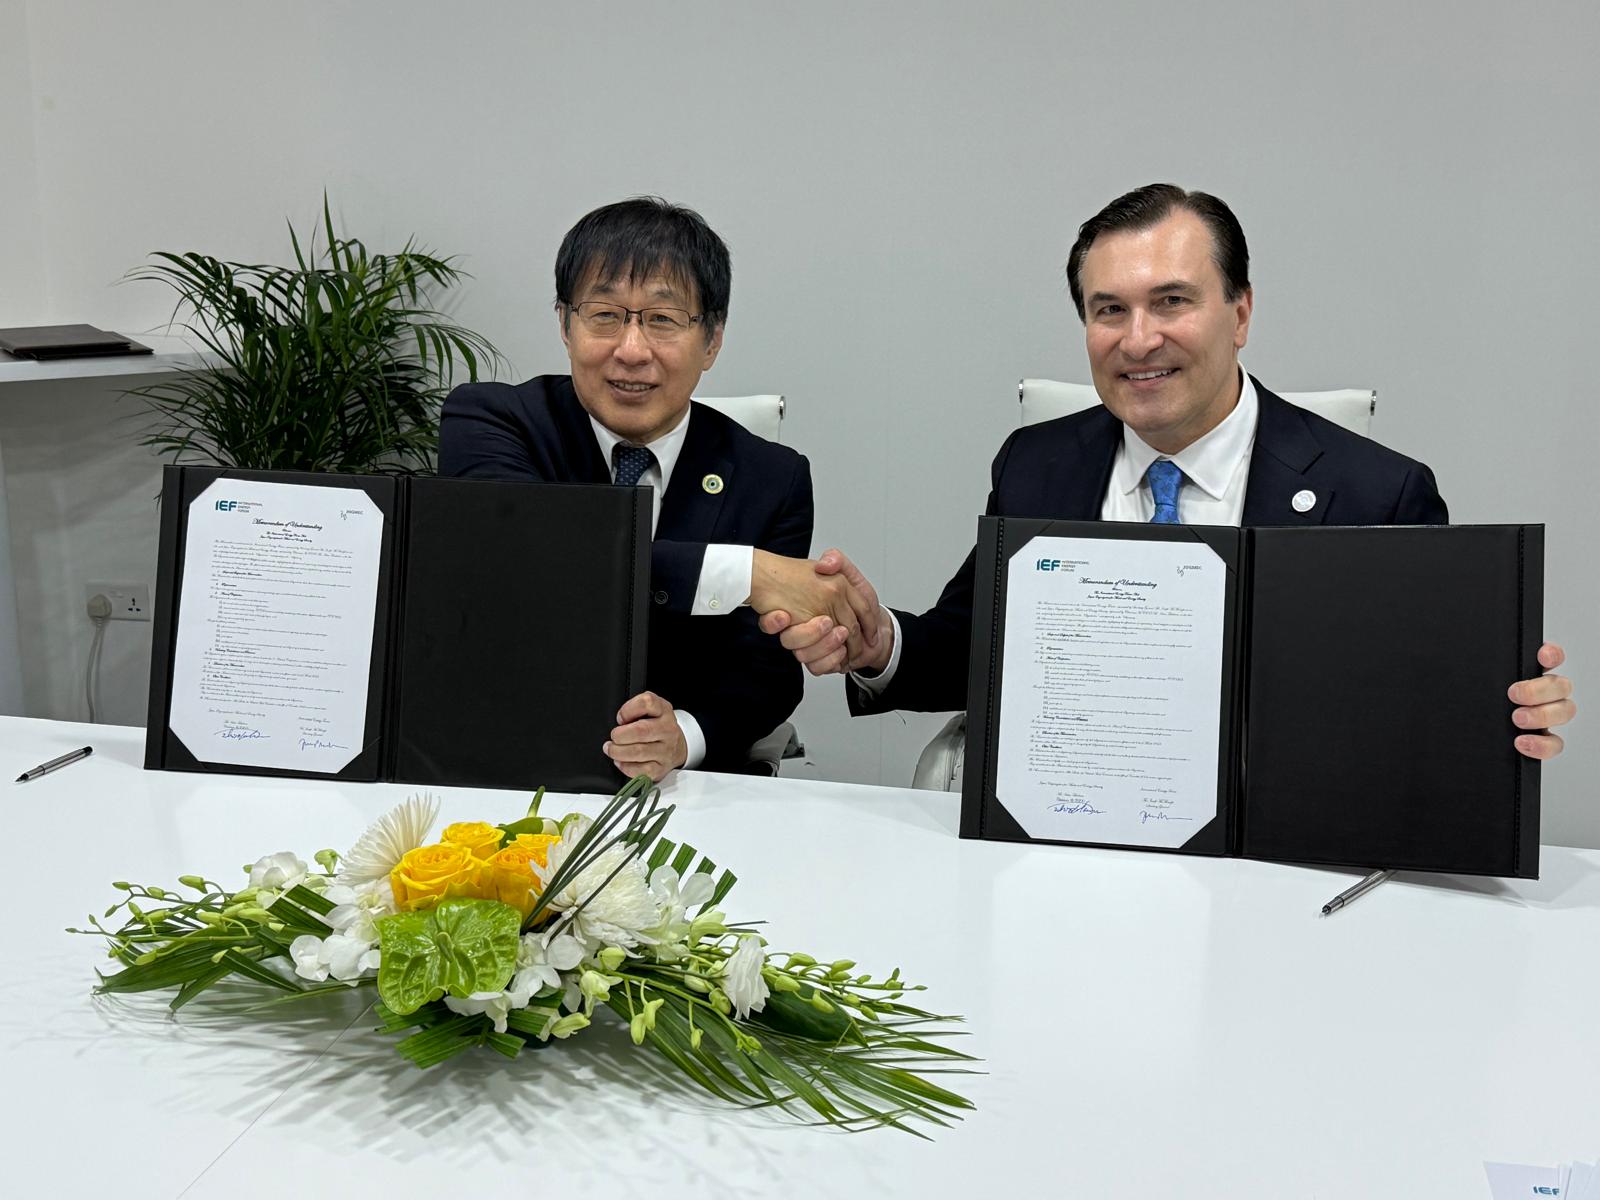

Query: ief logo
(215, 500), (239, 511)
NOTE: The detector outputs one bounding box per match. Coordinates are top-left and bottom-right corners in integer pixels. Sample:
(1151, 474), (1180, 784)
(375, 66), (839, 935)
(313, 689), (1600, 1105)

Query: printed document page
(995, 534), (1226, 847)
(168, 478), (384, 773)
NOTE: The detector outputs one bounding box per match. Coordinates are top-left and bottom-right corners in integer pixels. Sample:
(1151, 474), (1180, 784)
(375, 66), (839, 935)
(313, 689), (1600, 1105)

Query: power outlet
(85, 581), (151, 622)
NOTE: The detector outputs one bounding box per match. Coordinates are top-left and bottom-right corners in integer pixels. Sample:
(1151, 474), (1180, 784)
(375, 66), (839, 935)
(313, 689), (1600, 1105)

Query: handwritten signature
(1140, 810), (1194, 824)
(1048, 800), (1106, 815)
(217, 727), (268, 741)
(299, 738), (349, 752)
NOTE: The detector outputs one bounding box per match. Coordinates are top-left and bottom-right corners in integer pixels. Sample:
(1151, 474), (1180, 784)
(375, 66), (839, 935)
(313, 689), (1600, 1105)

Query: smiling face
(1079, 210), (1253, 455)
(559, 269), (723, 445)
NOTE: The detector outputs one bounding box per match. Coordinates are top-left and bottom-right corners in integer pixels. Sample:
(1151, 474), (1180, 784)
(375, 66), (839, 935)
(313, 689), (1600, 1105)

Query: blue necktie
(613, 444), (655, 488)
(1146, 459), (1184, 524)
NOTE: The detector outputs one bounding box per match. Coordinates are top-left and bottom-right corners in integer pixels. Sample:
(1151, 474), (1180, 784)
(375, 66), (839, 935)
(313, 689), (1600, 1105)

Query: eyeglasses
(568, 301), (705, 343)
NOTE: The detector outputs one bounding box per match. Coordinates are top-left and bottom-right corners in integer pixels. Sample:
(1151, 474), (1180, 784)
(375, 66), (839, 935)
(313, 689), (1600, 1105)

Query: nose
(1121, 307), (1163, 359)
(611, 316), (654, 365)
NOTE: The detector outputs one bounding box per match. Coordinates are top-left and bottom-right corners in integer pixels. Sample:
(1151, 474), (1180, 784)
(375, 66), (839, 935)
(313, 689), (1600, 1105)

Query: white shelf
(0, 331), (215, 386)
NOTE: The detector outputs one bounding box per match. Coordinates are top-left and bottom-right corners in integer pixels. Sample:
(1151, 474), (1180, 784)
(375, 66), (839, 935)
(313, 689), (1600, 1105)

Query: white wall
(1, 0), (1594, 843)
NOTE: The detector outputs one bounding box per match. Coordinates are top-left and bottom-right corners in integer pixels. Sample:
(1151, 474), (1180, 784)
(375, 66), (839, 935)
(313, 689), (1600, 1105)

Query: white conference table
(4, 716), (1595, 1199)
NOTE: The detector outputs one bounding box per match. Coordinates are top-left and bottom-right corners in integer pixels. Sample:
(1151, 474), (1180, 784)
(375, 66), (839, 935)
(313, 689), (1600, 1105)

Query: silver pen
(15, 745), (94, 782)
(1321, 868), (1394, 916)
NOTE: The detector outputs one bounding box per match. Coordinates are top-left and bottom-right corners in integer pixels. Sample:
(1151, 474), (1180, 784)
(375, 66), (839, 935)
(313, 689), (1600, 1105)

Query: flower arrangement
(79, 778), (975, 1133)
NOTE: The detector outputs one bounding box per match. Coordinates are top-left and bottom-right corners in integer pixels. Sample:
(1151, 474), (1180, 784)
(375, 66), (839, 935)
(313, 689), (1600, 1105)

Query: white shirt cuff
(675, 709), (707, 770)
(849, 608), (903, 694)
(692, 544), (754, 615)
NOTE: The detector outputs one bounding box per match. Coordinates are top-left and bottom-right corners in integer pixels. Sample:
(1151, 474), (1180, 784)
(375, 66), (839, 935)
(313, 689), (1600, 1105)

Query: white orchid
(509, 929), (586, 997)
(320, 879), (395, 942)
(542, 844), (662, 951)
(443, 990), (519, 1033)
(335, 795), (439, 886)
(288, 932), (380, 983)
(249, 852), (310, 907)
(649, 865), (716, 926)
(721, 934), (770, 1020)
(644, 865), (716, 960)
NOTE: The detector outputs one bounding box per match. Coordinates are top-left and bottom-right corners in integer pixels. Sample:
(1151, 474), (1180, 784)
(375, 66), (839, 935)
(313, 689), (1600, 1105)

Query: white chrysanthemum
(543, 844), (662, 951)
(721, 934), (769, 1020)
(335, 794), (439, 885)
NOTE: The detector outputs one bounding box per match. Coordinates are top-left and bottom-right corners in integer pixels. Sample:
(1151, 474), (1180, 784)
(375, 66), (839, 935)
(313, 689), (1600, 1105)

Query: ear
(1233, 286), (1254, 351)
(699, 322), (725, 371)
(555, 303), (572, 353)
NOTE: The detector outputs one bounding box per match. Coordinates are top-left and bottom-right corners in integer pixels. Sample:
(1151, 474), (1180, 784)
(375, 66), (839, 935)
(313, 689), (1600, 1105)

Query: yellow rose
(485, 834), (561, 918)
(389, 843), (488, 912)
(511, 833), (560, 867)
(440, 821), (504, 861)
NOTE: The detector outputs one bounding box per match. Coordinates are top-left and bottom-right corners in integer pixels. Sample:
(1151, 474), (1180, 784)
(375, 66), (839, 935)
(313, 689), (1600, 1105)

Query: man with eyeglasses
(439, 196), (878, 779)
(759, 183), (1576, 762)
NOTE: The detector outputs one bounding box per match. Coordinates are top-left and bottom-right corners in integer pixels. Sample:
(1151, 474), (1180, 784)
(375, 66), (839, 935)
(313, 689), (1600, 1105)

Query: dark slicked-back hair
(555, 196), (731, 337)
(1066, 183), (1250, 320)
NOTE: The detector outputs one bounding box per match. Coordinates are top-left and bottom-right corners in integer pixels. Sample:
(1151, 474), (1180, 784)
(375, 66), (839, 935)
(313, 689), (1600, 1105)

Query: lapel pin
(702, 473), (724, 495)
(1292, 489), (1316, 513)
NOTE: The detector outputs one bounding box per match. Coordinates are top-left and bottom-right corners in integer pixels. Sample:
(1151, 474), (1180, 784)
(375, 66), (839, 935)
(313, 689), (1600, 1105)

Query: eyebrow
(1087, 280), (1202, 308)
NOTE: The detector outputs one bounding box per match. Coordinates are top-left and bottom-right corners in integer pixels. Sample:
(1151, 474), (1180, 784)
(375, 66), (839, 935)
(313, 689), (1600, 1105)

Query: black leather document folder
(145, 466), (650, 792)
(0, 324), (152, 359)
(960, 519), (1542, 878)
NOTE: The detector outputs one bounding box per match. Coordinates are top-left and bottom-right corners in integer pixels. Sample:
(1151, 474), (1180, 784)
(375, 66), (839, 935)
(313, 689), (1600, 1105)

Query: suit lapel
(550, 377), (612, 484)
(658, 403), (732, 541)
(1055, 407), (1121, 519)
(1242, 382), (1336, 526)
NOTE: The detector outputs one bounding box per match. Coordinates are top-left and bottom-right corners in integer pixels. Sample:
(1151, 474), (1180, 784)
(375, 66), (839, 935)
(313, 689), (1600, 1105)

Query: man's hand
(750, 548), (881, 651)
(1509, 642), (1577, 761)
(604, 691), (688, 781)
(758, 549), (894, 676)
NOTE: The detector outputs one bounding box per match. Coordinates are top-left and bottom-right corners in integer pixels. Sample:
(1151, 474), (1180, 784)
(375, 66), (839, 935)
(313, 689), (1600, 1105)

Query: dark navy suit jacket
(853, 379), (1450, 715)
(439, 375), (812, 769)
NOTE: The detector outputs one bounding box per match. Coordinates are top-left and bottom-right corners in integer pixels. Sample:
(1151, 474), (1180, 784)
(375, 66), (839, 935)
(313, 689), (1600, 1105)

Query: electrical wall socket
(85, 582), (151, 622)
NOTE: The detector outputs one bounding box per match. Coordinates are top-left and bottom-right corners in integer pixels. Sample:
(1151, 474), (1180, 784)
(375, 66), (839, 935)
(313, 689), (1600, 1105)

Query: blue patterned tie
(1146, 459), (1184, 524)
(612, 444), (655, 488)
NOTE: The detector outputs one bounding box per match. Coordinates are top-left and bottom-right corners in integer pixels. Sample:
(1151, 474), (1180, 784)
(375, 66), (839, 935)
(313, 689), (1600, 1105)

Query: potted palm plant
(128, 199), (496, 473)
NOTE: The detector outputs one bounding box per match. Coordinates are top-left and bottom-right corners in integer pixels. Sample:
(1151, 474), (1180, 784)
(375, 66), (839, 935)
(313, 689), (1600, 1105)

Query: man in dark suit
(440, 197), (875, 779)
(762, 184), (1575, 758)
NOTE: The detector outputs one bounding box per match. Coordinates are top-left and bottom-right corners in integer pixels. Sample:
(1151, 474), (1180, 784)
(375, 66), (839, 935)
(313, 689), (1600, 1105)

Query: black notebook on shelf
(0, 324), (152, 359)
(960, 519), (1542, 878)
(144, 466), (650, 792)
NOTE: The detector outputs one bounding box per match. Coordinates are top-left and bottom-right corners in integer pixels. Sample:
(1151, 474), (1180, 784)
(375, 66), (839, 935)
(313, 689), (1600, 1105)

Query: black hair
(554, 196), (731, 336)
(1066, 183), (1250, 320)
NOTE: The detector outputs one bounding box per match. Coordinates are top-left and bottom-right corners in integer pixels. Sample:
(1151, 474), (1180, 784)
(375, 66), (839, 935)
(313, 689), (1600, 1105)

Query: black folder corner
(961, 518), (1542, 879)
(145, 466), (650, 793)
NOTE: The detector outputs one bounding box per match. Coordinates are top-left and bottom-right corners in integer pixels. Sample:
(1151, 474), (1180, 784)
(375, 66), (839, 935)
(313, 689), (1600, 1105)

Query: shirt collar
(588, 404), (692, 492)
(1109, 366), (1259, 501)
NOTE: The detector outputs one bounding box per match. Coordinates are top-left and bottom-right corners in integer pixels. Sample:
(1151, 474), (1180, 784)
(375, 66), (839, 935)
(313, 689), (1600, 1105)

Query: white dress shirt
(858, 367), (1260, 694)
(589, 407), (755, 768)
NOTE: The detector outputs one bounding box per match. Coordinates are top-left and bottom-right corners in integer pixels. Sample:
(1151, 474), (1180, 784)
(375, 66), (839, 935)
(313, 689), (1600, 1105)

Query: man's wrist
(850, 608), (901, 692)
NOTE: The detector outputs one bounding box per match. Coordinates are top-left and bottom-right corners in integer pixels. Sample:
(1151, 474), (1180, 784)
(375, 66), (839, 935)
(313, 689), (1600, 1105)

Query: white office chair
(911, 379), (1379, 791)
(693, 394), (786, 443)
(689, 392), (799, 774)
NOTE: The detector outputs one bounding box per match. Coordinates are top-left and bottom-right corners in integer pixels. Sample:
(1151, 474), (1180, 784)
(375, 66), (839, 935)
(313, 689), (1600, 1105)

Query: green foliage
(127, 196), (498, 473)
(375, 898), (522, 1015)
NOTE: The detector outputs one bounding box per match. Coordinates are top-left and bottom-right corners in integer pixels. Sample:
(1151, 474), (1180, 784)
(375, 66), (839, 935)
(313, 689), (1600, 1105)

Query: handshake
(750, 548), (889, 677)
